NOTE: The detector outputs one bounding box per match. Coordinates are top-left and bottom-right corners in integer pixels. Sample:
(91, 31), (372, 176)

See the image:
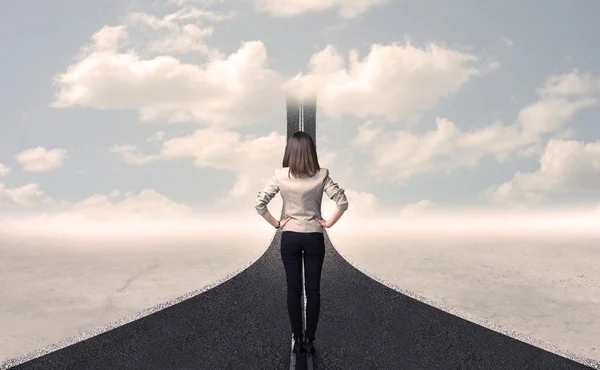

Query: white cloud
(321, 188), (379, 217)
(286, 42), (481, 122)
(16, 147), (68, 173)
(109, 145), (161, 165)
(86, 25), (128, 52)
(169, 0), (192, 5)
(52, 28), (285, 126)
(253, 0), (390, 18)
(111, 128), (285, 171)
(53, 12), (487, 126)
(63, 190), (191, 220)
(517, 69), (599, 136)
(51, 6), (276, 128)
(169, 0), (221, 6)
(146, 131), (165, 143)
(500, 37), (514, 47)
(0, 189), (196, 237)
(127, 7), (234, 54)
(540, 69), (600, 98)
(129, 7), (232, 29)
(110, 132), (167, 164)
(159, 128), (285, 172)
(485, 139), (600, 205)
(0, 183), (51, 206)
(45, 8), (600, 215)
(349, 70), (600, 184)
(0, 185), (187, 219)
(398, 200), (436, 218)
(350, 118), (531, 182)
(0, 163), (10, 177)
(147, 24), (215, 54)
(110, 127), (339, 209)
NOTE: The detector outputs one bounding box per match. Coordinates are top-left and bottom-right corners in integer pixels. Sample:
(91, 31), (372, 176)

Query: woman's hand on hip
(313, 216), (330, 228)
(280, 216), (293, 227)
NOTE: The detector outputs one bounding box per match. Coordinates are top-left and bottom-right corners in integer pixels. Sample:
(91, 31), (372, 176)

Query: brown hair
(282, 131), (320, 178)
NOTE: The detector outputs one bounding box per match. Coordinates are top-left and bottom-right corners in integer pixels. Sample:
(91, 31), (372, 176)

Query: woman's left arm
(255, 172), (281, 228)
(260, 210), (280, 228)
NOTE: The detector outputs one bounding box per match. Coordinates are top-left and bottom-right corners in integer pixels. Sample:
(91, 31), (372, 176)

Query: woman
(254, 131), (349, 356)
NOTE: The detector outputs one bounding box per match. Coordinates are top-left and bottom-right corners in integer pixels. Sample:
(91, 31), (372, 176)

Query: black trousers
(280, 231), (325, 341)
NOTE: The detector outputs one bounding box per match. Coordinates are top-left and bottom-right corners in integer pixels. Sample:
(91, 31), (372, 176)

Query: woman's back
(255, 131), (348, 232)
(255, 167), (348, 233)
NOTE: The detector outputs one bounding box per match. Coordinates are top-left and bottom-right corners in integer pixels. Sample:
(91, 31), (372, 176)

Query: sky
(1, 0), (600, 235)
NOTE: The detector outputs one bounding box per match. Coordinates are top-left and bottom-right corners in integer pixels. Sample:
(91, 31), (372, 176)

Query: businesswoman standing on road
(255, 131), (349, 356)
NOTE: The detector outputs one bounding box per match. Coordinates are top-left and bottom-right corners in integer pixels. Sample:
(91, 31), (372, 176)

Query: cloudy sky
(1, 0), (600, 234)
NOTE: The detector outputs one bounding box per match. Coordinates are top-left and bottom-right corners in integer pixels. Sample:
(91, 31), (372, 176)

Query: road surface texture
(3, 230), (596, 370)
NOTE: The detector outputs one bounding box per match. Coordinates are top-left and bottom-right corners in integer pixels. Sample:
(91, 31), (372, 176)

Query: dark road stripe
(289, 337), (296, 370)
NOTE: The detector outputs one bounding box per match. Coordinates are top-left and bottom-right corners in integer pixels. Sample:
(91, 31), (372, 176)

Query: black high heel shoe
(303, 337), (315, 355)
(293, 336), (304, 355)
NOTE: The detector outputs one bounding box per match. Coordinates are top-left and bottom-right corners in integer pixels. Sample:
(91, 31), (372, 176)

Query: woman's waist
(282, 218), (323, 231)
(282, 208), (321, 218)
(285, 214), (321, 220)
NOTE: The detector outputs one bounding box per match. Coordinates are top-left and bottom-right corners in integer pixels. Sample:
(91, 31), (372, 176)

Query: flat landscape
(1, 229), (598, 364)
(0, 230), (271, 362)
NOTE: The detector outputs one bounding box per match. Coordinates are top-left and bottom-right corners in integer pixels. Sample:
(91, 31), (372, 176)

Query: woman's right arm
(323, 169), (349, 227)
(325, 207), (345, 228)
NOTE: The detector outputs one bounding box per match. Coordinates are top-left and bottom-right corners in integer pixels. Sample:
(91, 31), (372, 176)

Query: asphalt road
(7, 231), (595, 370)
